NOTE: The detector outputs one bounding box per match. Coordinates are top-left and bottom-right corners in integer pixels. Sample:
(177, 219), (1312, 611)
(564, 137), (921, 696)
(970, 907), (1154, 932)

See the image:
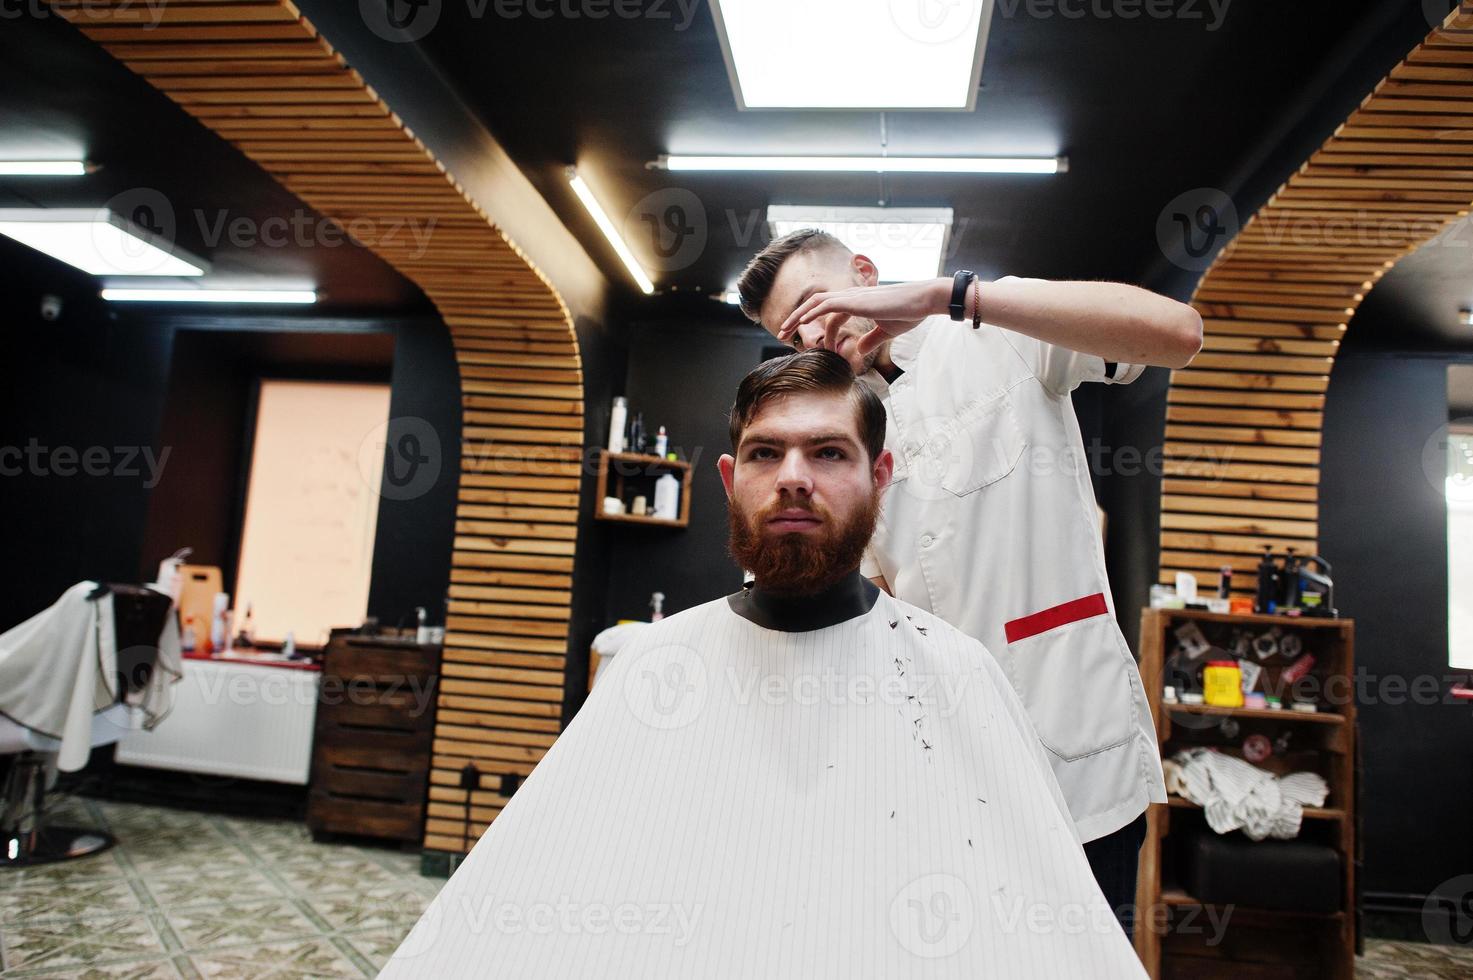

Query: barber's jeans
(1083, 812), (1148, 939)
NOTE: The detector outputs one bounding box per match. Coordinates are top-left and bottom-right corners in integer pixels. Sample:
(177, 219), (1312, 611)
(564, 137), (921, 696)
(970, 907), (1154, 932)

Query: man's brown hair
(736, 228), (850, 324)
(728, 349), (886, 464)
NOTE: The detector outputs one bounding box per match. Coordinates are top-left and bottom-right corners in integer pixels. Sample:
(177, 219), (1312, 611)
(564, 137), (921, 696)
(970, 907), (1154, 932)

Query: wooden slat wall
(1163, 6), (1473, 596)
(50, 0), (582, 854)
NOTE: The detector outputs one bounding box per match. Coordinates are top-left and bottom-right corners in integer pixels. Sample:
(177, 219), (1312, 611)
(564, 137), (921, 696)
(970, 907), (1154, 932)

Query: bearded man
(379, 351), (1145, 979)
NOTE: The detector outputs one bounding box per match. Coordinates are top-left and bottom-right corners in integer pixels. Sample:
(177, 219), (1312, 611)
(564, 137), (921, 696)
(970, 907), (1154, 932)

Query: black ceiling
(2, 0), (1471, 351)
(0, 13), (430, 315)
(408, 0), (1445, 301)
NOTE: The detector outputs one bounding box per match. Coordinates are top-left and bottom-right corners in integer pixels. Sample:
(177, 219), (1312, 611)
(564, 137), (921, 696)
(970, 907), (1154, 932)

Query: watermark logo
(1422, 417), (1473, 500)
(358, 416), (442, 502)
(387, 895), (444, 958)
(890, 873), (974, 958)
(621, 642), (707, 730)
(1157, 187), (1239, 272)
(362, 0), (443, 41)
(624, 188), (707, 273)
(1423, 874), (1473, 945)
(889, 0), (981, 45)
(1425, 0), (1473, 38)
(100, 187), (179, 275)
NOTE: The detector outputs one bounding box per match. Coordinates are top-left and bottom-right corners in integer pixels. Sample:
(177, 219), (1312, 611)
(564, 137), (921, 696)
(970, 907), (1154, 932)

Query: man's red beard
(727, 490), (880, 596)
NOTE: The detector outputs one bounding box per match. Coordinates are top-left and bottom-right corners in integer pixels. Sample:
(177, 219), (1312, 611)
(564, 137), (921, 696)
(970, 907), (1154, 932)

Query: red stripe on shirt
(1004, 592), (1108, 644)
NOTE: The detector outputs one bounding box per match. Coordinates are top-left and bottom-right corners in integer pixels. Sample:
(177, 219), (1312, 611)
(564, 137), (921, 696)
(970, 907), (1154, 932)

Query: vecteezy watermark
(724, 665), (972, 717)
(361, 0), (702, 43)
(889, 0), (984, 45)
(1425, 0), (1473, 39)
(430, 894), (703, 945)
(624, 188), (707, 274)
(1423, 874), (1473, 945)
(890, 873), (974, 958)
(194, 209), (438, 259)
(1157, 187), (1240, 272)
(621, 642), (708, 730)
(0, 0), (167, 26)
(0, 440), (171, 488)
(358, 416), (443, 502)
(996, 0), (1232, 31)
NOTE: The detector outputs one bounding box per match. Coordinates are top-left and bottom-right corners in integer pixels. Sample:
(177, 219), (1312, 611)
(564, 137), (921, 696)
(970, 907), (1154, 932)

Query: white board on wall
(233, 380), (392, 646)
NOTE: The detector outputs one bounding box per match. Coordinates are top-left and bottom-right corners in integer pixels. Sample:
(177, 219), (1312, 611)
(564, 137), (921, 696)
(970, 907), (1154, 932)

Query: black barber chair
(0, 583), (173, 867)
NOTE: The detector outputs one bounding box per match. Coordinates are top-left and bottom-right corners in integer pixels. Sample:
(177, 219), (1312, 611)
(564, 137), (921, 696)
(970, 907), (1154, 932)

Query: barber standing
(736, 231), (1203, 935)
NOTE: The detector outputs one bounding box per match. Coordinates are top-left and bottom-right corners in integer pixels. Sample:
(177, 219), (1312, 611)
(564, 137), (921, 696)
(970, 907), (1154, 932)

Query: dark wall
(1320, 341), (1473, 906)
(0, 240), (462, 635)
(0, 243), (173, 630)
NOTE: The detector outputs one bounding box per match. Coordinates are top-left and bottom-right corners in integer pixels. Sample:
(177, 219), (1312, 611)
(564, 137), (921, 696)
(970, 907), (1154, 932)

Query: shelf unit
(1136, 608), (1357, 980)
(593, 450), (691, 528)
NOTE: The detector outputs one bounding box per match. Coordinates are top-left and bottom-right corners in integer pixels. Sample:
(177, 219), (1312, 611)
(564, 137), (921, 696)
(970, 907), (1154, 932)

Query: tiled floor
(2, 799), (1471, 978)
(0, 797), (438, 978)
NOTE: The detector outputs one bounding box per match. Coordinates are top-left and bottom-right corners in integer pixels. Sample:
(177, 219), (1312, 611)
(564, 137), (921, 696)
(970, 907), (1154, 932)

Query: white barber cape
(0, 582), (182, 771)
(381, 591), (1143, 979)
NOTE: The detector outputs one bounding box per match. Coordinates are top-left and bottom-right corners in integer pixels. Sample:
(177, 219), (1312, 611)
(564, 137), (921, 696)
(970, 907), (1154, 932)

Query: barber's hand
(776, 278), (950, 357)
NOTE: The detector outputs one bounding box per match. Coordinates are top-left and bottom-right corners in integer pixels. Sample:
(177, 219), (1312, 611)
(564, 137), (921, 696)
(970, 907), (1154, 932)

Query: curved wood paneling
(1163, 6), (1473, 595)
(50, 0), (581, 853)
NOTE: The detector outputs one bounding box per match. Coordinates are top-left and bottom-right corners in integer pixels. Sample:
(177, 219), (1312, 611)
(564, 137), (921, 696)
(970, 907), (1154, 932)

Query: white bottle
(607, 396), (628, 454)
(653, 426), (668, 458)
(653, 472), (680, 520)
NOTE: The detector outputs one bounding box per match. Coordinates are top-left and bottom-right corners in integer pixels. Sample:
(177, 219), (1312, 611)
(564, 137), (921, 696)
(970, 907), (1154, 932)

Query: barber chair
(0, 583), (173, 867)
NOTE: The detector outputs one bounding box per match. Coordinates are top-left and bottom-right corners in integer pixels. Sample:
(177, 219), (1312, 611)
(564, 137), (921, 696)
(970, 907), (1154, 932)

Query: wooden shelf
(1157, 607), (1346, 630)
(1137, 608), (1356, 979)
(593, 449), (692, 528)
(1159, 889), (1345, 921)
(1165, 702), (1346, 725)
(1167, 795), (1345, 822)
(597, 512), (685, 528)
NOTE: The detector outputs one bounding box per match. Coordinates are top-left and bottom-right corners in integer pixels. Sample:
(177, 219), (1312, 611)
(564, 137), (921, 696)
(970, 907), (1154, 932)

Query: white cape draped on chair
(0, 582), (181, 771)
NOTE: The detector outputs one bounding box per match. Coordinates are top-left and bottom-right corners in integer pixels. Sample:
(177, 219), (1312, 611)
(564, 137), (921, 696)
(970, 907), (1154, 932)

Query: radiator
(116, 658), (321, 785)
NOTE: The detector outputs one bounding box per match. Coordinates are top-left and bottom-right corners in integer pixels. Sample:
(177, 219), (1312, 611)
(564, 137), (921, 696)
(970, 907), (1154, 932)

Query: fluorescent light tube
(568, 168), (655, 295)
(101, 288), (317, 304)
(0, 161), (87, 176)
(0, 208), (206, 276)
(662, 155), (1064, 175)
(709, 0), (991, 110)
(767, 206), (953, 283)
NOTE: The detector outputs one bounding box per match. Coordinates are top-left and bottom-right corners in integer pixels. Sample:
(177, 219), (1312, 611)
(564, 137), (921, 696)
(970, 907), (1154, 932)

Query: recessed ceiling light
(709, 0), (992, 109)
(100, 288), (317, 304)
(567, 168), (655, 295)
(767, 206), (953, 283)
(0, 161), (88, 176)
(0, 208), (206, 277)
(659, 155), (1065, 175)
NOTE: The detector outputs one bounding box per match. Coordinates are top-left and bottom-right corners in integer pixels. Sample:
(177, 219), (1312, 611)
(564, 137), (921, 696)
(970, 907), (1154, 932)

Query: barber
(736, 231), (1203, 935)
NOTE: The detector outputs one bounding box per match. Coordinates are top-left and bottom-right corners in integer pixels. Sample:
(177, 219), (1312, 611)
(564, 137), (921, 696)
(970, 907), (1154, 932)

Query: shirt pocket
(1003, 596), (1136, 762)
(935, 390), (1027, 497)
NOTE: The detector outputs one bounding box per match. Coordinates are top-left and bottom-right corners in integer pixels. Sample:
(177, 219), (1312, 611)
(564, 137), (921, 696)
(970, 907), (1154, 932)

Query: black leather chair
(0, 583), (173, 867)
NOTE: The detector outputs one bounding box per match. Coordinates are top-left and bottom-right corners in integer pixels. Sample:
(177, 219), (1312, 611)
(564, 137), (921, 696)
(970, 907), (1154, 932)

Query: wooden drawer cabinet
(307, 635), (441, 843)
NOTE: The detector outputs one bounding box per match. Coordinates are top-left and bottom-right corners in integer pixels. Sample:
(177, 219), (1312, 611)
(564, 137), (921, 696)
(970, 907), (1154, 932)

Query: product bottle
(629, 413), (646, 455)
(1218, 565), (1232, 599)
(653, 472), (680, 520)
(653, 426), (668, 458)
(607, 396), (628, 454)
(650, 591), (665, 622)
(1281, 548), (1301, 610)
(238, 603), (255, 647)
(1254, 547), (1277, 614)
(181, 616), (197, 653)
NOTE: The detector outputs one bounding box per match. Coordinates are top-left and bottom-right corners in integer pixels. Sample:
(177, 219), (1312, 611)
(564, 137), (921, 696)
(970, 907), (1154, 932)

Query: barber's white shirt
(858, 296), (1167, 843)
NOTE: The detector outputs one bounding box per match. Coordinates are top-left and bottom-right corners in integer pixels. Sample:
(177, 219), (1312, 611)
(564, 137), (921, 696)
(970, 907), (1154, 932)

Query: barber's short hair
(729, 349), (887, 464)
(736, 229), (850, 324)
